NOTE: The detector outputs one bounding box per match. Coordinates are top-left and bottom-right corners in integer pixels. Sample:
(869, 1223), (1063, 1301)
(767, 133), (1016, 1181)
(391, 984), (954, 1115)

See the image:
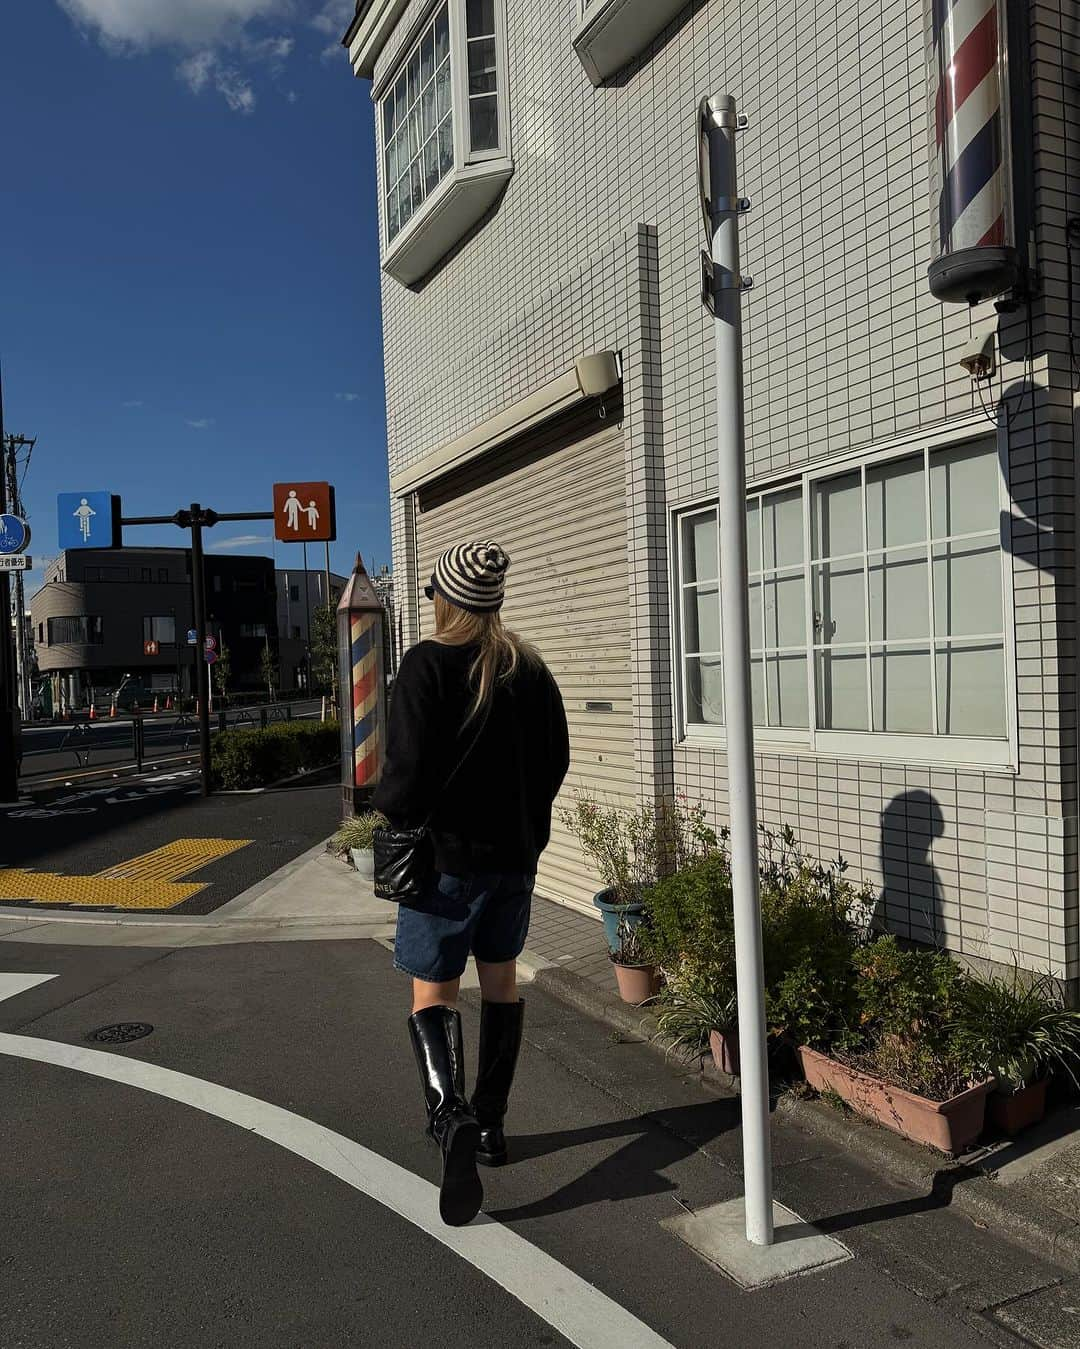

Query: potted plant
(652, 963), (739, 1075)
(960, 967), (1080, 1135)
(560, 793), (720, 953)
(610, 917), (660, 1005)
(332, 811), (386, 881)
(796, 937), (993, 1155)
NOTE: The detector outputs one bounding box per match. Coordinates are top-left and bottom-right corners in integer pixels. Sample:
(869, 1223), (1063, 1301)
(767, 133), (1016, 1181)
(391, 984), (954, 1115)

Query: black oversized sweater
(372, 640), (570, 877)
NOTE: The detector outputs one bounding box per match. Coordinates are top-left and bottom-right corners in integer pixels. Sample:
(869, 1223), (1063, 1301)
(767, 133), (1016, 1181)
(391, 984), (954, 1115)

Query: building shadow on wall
(877, 790), (946, 947)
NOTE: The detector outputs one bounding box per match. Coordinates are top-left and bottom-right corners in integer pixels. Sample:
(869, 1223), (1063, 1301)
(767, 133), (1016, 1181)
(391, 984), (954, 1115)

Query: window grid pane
(383, 3), (452, 245)
(677, 437), (1004, 744)
(466, 0), (499, 154)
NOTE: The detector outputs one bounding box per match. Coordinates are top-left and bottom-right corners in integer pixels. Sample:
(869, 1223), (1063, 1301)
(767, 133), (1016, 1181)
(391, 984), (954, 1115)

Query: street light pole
(700, 93), (774, 1247)
(188, 506), (212, 794)
(0, 373), (17, 800)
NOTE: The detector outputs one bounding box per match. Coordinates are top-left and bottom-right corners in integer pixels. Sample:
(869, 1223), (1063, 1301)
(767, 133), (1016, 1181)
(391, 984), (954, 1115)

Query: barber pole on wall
(928, 0), (1021, 304)
(336, 554), (387, 814)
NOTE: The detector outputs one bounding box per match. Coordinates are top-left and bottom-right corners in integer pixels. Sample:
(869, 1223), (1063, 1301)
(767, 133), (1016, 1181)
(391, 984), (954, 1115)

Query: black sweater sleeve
(547, 670), (570, 802)
(372, 645), (439, 827)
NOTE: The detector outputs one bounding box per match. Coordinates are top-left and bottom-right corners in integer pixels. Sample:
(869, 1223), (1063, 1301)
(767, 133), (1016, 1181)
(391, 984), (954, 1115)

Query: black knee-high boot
(408, 1005), (483, 1226)
(472, 999), (525, 1167)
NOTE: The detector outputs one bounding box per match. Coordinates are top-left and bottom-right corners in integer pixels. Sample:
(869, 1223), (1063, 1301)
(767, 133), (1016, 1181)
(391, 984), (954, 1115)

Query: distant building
(370, 564), (397, 675)
(276, 567), (348, 692)
(31, 547), (340, 709)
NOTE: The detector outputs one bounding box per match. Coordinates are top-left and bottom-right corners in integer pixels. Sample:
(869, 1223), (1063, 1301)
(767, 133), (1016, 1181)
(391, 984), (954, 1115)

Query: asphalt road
(0, 938), (1073, 1349)
(0, 765), (341, 914)
(19, 701), (323, 783)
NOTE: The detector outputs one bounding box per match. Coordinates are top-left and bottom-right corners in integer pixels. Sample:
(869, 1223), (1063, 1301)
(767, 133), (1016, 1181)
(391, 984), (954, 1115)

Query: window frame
(669, 421), (1017, 772)
(142, 615), (177, 647)
(373, 0), (512, 283)
(47, 615), (104, 646)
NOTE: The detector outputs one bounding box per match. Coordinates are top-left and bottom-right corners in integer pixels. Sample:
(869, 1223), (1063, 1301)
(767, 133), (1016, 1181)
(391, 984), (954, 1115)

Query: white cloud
(208, 534), (272, 550)
(310, 0), (353, 38)
(335, 391), (360, 402)
(121, 399), (144, 408)
(57, 0), (291, 51)
(57, 0), (301, 113)
(186, 417), (216, 429)
(178, 50), (254, 110)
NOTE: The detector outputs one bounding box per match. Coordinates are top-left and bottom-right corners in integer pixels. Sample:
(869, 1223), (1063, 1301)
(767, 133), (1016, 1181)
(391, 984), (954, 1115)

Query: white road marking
(0, 975), (672, 1349)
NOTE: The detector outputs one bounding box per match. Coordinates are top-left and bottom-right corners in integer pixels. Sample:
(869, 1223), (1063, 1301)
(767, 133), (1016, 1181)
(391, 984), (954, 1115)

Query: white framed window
(572, 0), (690, 86)
(376, 0), (512, 285)
(673, 431), (1015, 769)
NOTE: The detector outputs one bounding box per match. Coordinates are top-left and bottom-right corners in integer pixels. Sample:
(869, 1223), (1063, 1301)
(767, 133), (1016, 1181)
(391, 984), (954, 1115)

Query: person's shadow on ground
(485, 1099), (740, 1222)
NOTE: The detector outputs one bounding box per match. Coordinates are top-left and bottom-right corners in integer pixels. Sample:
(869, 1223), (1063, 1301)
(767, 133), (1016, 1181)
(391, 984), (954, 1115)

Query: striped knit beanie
(430, 541), (510, 614)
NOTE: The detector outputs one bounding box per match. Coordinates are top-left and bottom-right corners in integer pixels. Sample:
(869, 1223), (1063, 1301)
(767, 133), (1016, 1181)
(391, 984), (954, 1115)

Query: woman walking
(373, 541), (570, 1227)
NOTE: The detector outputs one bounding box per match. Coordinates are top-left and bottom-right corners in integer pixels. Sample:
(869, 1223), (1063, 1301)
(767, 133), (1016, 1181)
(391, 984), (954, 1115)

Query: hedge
(210, 720), (340, 790)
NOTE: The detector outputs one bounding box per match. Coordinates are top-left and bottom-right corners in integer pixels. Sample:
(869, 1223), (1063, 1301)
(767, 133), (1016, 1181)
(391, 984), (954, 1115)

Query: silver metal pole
(703, 93), (774, 1247)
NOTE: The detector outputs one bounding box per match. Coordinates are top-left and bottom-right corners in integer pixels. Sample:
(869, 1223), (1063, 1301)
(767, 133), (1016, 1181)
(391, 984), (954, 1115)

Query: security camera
(958, 328), (996, 381)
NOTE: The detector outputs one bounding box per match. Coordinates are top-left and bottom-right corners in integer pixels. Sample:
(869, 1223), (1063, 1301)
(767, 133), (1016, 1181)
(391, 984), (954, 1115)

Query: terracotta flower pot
(797, 1045), (992, 1156)
(709, 1029), (740, 1076)
(612, 962), (659, 1005)
(989, 1078), (1048, 1136)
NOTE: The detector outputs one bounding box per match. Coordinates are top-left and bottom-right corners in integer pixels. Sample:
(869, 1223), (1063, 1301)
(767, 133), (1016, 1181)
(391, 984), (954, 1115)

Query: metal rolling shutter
(414, 409), (635, 914)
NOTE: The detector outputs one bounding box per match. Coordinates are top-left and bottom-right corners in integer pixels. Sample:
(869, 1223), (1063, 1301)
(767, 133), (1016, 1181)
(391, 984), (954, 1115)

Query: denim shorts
(394, 872), (535, 983)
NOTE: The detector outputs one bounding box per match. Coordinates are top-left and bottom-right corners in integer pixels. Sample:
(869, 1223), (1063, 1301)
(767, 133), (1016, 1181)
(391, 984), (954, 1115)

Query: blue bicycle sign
(0, 514), (30, 555)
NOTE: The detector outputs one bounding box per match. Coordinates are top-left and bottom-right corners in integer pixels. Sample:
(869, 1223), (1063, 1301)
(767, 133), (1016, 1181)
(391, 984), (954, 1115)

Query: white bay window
(377, 0), (511, 285)
(675, 434), (1013, 767)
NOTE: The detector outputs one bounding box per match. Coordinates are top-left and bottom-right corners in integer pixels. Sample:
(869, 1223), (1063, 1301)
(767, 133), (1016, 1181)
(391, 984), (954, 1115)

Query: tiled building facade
(346, 0), (1079, 988)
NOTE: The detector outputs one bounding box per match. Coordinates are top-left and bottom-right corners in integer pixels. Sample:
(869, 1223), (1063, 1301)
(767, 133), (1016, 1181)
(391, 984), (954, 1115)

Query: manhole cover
(87, 1022), (154, 1044)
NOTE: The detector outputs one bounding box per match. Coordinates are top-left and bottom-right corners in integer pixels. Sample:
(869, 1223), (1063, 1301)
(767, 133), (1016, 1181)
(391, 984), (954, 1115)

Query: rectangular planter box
(798, 1045), (992, 1156)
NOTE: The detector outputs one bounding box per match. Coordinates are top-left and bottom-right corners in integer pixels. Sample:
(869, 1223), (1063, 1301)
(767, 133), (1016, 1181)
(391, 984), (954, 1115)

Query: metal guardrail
(20, 702), (305, 782)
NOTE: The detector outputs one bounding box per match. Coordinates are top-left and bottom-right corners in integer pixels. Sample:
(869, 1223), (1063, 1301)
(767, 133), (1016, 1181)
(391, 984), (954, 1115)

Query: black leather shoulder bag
(372, 704), (490, 906)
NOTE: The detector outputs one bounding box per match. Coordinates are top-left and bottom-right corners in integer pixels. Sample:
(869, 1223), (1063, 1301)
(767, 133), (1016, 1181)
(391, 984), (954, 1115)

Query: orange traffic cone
(89, 703), (96, 721)
(152, 696), (159, 713)
(165, 694), (172, 710)
(109, 700), (117, 718)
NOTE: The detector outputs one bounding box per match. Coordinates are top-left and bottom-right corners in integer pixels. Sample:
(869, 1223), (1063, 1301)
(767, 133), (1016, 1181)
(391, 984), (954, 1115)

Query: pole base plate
(661, 1198), (851, 1289)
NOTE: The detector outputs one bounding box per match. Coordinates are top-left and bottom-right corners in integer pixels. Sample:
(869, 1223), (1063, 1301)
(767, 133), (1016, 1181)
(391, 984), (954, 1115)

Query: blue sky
(3, 0), (388, 581)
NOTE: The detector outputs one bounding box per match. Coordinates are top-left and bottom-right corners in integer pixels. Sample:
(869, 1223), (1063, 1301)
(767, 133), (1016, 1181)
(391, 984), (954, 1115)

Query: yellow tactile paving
(0, 838), (253, 911)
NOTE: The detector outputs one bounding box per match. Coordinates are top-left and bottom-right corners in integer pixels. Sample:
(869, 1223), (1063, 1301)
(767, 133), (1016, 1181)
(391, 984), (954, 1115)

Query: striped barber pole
(351, 612), (381, 787)
(929, 0), (1017, 300)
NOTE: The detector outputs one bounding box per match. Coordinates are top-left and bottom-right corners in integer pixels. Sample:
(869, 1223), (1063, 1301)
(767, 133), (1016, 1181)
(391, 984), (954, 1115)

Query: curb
(531, 964), (1080, 1276)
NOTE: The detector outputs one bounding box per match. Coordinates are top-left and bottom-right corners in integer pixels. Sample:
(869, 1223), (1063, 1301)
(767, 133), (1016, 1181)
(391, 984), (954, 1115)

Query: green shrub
(210, 720), (339, 790)
(850, 935), (968, 1045)
(644, 826), (872, 1049)
(759, 831), (873, 1046)
(333, 811), (386, 854)
(559, 793), (721, 905)
(642, 851), (733, 971)
(823, 935), (985, 1100)
(960, 965), (1080, 1091)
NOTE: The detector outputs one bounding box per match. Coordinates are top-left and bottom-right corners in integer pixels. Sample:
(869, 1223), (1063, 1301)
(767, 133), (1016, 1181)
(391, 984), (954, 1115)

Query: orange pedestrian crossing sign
(273, 482), (336, 542)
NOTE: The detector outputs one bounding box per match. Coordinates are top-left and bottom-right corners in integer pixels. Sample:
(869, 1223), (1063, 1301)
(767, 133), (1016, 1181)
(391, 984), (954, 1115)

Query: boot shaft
(408, 1004), (470, 1133)
(473, 999), (525, 1128)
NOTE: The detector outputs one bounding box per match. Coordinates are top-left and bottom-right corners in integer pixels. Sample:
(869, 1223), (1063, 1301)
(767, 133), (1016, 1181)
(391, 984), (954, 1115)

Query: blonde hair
(432, 594), (541, 721)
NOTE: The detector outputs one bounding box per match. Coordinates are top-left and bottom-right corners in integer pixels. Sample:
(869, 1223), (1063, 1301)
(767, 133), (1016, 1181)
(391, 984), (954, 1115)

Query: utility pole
(0, 372), (17, 799)
(700, 94), (773, 1248)
(302, 539), (312, 692)
(4, 431), (35, 719)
